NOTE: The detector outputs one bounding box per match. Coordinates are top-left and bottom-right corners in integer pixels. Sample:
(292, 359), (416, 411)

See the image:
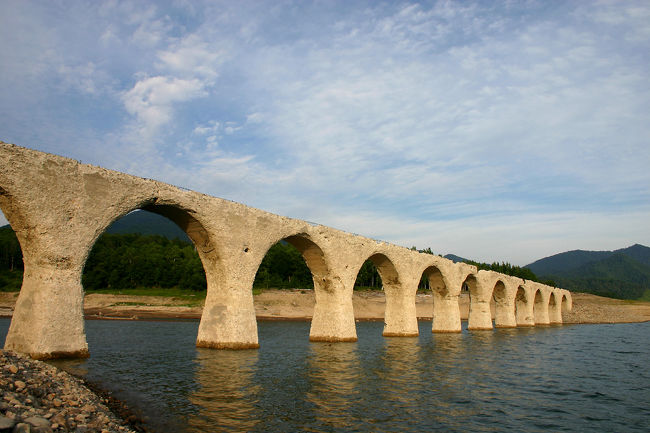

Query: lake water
(2, 319), (649, 432)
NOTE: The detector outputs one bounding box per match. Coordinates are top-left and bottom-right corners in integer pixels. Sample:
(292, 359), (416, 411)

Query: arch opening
(252, 234), (328, 323)
(461, 274), (478, 322)
(493, 280), (513, 328)
(82, 207), (213, 319)
(0, 209), (23, 293)
(548, 292), (560, 324)
(421, 265), (446, 297)
(353, 253), (398, 291)
(561, 294), (569, 313)
(253, 238), (314, 291)
(492, 281), (507, 305)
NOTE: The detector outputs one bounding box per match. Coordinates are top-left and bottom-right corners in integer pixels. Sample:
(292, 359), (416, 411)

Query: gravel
(1, 350), (138, 433)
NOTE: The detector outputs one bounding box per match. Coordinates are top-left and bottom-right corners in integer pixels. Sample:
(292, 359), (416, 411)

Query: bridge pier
(432, 293), (462, 332)
(494, 278), (519, 328)
(4, 263), (88, 359)
(383, 286), (418, 337)
(533, 288), (551, 325)
(0, 142), (575, 358)
(197, 273), (259, 349)
(429, 263), (473, 333)
(309, 279), (357, 342)
(468, 272), (493, 330)
(494, 298), (517, 328)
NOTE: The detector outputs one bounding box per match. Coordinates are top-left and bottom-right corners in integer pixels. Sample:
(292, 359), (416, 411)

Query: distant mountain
(444, 254), (468, 263)
(525, 244), (650, 300)
(526, 249), (614, 276)
(106, 210), (190, 242)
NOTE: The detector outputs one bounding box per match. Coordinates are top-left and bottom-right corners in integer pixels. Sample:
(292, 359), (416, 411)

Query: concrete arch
(466, 273), (493, 330)
(515, 285), (534, 326)
(469, 270), (510, 331)
(77, 195), (247, 350)
(561, 290), (573, 312)
(252, 228), (358, 343)
(416, 258), (475, 333)
(357, 252), (419, 338)
(248, 230), (354, 343)
(1, 142), (575, 359)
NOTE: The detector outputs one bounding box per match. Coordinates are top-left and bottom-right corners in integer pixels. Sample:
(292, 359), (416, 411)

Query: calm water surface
(2, 319), (649, 432)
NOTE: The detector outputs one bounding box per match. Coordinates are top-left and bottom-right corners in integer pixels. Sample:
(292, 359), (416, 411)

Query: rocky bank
(0, 350), (136, 433)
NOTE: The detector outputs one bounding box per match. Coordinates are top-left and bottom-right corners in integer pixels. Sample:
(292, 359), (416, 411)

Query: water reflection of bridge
(0, 142), (571, 359)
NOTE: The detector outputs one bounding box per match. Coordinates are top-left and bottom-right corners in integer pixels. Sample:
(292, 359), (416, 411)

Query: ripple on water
(1, 319), (649, 432)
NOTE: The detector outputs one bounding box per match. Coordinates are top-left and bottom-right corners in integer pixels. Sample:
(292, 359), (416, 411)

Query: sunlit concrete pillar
(432, 291), (462, 332)
(431, 263), (474, 333)
(5, 260), (89, 359)
(533, 286), (551, 326)
(468, 270), (494, 330)
(384, 284), (418, 337)
(548, 291), (562, 324)
(309, 275), (357, 342)
(197, 253), (259, 349)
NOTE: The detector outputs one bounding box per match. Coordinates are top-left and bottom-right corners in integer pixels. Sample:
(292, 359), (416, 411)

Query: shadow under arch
(493, 280), (514, 328)
(533, 289), (547, 325)
(561, 293), (570, 313)
(283, 234), (329, 280)
(515, 286), (532, 326)
(84, 203), (221, 282)
(548, 291), (561, 324)
(463, 273), (478, 323)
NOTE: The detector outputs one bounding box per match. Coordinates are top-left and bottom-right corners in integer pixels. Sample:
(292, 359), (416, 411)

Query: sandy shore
(1, 289), (649, 324)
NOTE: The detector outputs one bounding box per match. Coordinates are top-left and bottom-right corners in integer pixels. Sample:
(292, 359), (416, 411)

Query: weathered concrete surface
(0, 141), (572, 359)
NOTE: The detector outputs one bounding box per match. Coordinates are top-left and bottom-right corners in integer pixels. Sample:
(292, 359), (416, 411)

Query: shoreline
(2, 291), (649, 433)
(0, 349), (139, 433)
(1, 290), (650, 325)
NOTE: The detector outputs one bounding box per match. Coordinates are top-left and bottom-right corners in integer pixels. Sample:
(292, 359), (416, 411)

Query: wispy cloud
(1, 0), (649, 264)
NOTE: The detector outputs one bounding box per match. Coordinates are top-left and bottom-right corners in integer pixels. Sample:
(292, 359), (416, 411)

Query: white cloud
(157, 34), (225, 80)
(121, 76), (207, 140)
(1, 0), (649, 264)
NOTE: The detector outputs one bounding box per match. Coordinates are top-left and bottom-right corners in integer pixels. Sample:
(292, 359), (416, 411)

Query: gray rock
(0, 415), (16, 431)
(22, 418), (48, 429)
(12, 423), (30, 433)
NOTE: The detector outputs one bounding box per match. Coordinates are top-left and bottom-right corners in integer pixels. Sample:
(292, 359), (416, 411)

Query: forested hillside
(443, 253), (551, 285)
(0, 214), (384, 292)
(525, 244), (650, 300)
(0, 226), (22, 290)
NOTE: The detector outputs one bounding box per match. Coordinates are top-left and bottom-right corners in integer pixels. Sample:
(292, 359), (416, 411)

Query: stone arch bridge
(0, 142), (572, 359)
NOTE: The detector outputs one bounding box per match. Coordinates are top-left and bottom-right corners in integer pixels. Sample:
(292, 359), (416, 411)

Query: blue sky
(1, 0), (649, 265)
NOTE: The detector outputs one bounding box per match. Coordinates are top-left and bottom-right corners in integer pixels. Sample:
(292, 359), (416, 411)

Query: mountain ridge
(524, 244), (650, 300)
